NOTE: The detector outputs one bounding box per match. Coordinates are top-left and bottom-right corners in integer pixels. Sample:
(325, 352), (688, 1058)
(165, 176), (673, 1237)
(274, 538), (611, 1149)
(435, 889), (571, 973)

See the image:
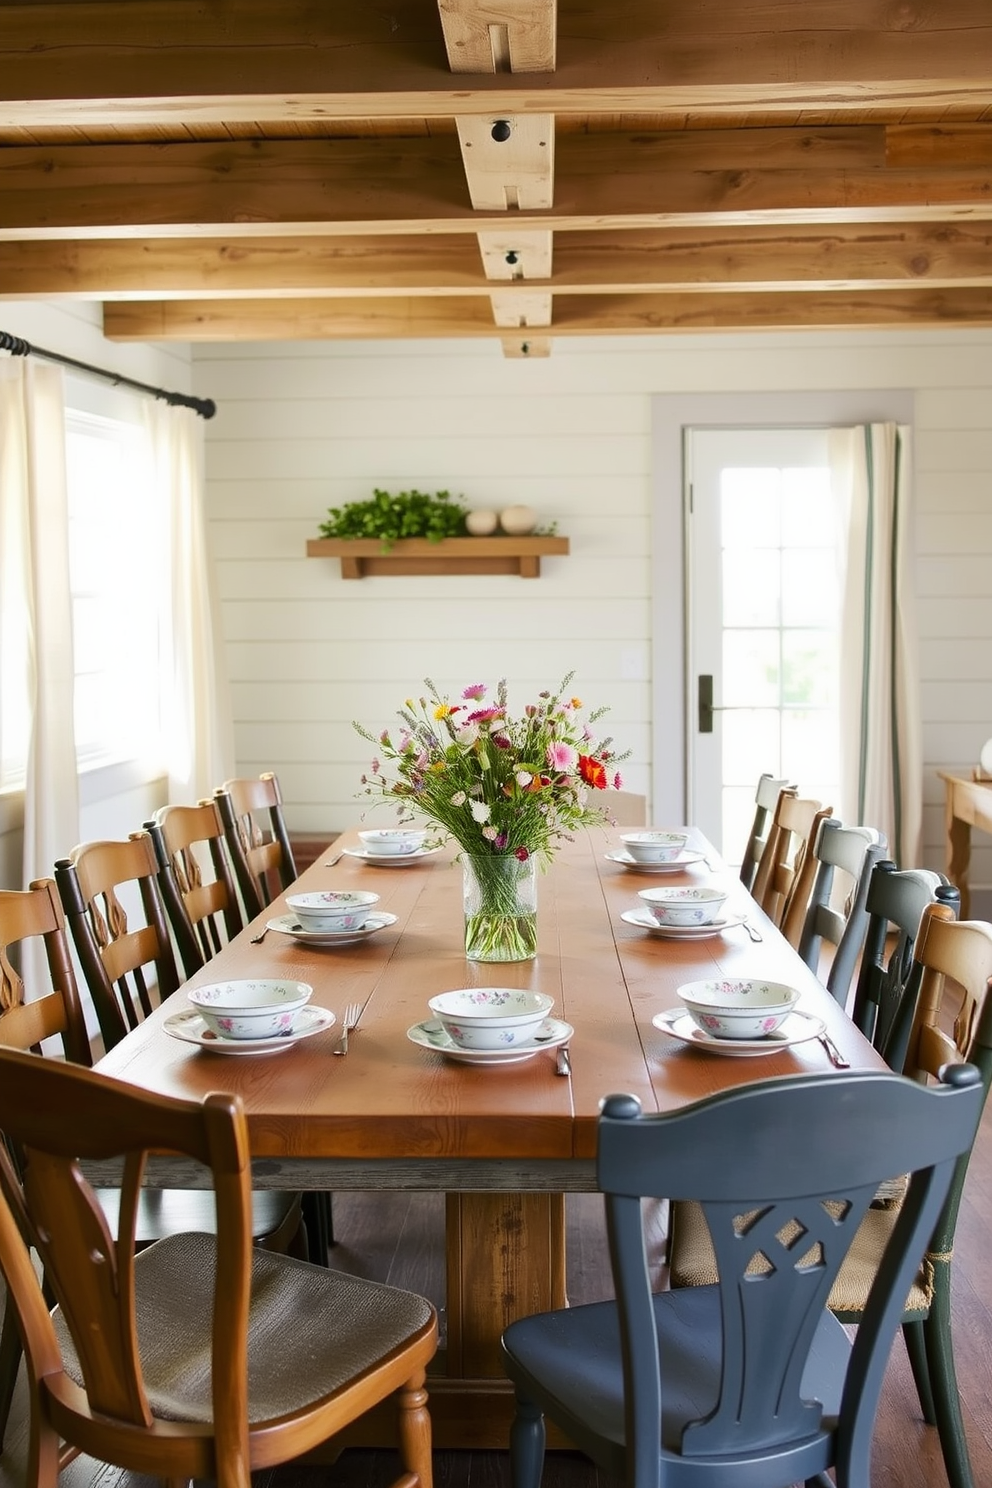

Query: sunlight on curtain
(0, 359), (80, 888)
(144, 401), (234, 801)
(830, 423), (921, 867)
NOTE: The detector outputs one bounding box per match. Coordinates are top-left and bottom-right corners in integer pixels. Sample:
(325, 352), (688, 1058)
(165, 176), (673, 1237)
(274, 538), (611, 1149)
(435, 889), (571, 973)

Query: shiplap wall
(194, 330), (992, 896)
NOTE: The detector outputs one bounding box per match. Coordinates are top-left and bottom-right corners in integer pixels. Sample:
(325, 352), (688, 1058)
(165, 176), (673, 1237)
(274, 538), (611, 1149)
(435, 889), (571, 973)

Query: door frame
(650, 389), (914, 829)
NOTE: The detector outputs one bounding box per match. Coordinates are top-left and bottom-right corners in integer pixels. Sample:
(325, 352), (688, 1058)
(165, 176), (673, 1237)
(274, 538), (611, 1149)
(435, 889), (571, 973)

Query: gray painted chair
(501, 1068), (983, 1488)
(792, 817), (888, 1001)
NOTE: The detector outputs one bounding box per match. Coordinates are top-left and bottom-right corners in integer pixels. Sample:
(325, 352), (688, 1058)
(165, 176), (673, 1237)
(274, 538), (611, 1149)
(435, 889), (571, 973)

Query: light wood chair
(751, 789), (832, 930)
(0, 878), (306, 1452)
(216, 771), (298, 920)
(738, 772), (793, 890)
(0, 1046), (437, 1488)
(786, 817), (888, 997)
(609, 791), (648, 827)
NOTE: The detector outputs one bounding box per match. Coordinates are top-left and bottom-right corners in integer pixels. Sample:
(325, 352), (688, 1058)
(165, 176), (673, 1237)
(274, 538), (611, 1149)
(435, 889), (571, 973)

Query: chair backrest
(739, 773), (793, 890)
(0, 1047), (253, 1475)
(752, 790), (831, 928)
(849, 860), (956, 1064)
(0, 881), (90, 1064)
(54, 834), (196, 1051)
(147, 800), (246, 971)
(610, 791), (648, 828)
(215, 772), (297, 919)
(899, 901), (992, 1259)
(596, 1068), (983, 1469)
(792, 818), (888, 999)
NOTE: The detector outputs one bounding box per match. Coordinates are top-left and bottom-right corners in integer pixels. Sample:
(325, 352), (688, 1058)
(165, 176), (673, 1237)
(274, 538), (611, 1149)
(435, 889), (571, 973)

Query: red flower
(578, 754), (607, 789)
(515, 847), (530, 861)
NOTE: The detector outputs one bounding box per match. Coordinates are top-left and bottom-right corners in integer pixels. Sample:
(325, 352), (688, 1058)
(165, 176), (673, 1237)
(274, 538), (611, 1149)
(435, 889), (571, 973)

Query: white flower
(456, 722), (480, 747)
(482, 824), (498, 841)
(451, 790), (467, 806)
(470, 800), (491, 823)
(515, 770), (533, 787)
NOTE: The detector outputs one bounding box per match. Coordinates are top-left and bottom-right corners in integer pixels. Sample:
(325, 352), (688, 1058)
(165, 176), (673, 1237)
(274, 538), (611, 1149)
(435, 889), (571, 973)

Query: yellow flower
(434, 704), (453, 719)
(571, 696), (583, 709)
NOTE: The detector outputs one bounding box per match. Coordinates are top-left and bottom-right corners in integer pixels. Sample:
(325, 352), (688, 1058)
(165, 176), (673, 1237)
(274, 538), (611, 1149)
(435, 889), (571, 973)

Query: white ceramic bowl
(638, 885), (728, 926)
(676, 979), (800, 1040)
(427, 987), (555, 1049)
(187, 979), (312, 1041)
(358, 828), (428, 856)
(285, 890), (380, 932)
(620, 830), (688, 864)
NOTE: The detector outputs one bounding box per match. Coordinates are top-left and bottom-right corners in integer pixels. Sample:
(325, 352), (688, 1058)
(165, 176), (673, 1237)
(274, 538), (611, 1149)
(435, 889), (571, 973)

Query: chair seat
(503, 1284), (846, 1480)
(668, 1196), (932, 1316)
(55, 1231), (435, 1425)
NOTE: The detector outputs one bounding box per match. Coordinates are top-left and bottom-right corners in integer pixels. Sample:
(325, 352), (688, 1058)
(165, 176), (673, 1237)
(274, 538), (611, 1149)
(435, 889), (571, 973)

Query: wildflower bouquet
(355, 675), (627, 960)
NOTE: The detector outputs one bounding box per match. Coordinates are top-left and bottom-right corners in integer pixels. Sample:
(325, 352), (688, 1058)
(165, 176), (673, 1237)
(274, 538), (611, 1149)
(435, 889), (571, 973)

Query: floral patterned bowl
(186, 979), (312, 1041)
(638, 885), (728, 926)
(619, 830), (688, 863)
(427, 987), (555, 1049)
(286, 890), (380, 932)
(358, 828), (428, 856)
(675, 979), (799, 1040)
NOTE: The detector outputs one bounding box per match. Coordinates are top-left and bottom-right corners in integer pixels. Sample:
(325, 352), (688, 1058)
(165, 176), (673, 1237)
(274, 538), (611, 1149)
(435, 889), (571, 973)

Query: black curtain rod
(0, 330), (216, 419)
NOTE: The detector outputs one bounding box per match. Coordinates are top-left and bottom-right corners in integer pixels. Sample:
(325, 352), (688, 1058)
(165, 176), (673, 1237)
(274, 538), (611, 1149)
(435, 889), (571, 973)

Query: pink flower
(613, 771), (624, 790)
(515, 846), (530, 861)
(462, 683), (487, 701)
(547, 742), (579, 772)
(467, 707), (504, 723)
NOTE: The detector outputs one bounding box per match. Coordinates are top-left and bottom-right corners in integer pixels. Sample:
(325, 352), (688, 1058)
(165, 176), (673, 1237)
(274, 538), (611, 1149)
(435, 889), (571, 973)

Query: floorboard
(2, 1104), (991, 1487)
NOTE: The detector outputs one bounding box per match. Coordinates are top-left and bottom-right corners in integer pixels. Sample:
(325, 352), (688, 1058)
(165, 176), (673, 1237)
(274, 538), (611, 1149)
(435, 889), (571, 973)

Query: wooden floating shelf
(306, 535), (570, 579)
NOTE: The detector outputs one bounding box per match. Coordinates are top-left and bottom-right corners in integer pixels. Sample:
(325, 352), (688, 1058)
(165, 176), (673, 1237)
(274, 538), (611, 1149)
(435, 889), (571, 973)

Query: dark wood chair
(215, 771), (297, 920)
(0, 878), (306, 1452)
(146, 800), (246, 972)
(501, 1067), (983, 1488)
(0, 1046), (437, 1488)
(788, 817), (888, 1000)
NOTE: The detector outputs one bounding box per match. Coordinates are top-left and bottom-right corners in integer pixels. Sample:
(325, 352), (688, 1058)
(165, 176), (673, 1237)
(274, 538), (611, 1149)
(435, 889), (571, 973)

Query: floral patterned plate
(163, 1005), (335, 1056)
(407, 1017), (573, 1066)
(652, 1007), (825, 1059)
(342, 846), (443, 866)
(621, 908), (746, 939)
(604, 850), (706, 873)
(266, 912), (398, 946)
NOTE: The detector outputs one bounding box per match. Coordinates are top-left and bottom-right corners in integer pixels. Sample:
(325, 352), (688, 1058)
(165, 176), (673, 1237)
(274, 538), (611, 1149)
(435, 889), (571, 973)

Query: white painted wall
(194, 330), (992, 900)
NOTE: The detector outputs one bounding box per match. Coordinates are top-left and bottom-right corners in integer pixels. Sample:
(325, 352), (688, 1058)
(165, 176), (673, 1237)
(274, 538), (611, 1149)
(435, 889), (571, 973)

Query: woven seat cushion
(55, 1231), (434, 1424)
(668, 1198), (933, 1316)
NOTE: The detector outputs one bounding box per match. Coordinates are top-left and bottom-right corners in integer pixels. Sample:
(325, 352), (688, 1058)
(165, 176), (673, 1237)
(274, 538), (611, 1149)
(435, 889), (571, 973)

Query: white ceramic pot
(465, 509), (499, 535)
(499, 504), (537, 535)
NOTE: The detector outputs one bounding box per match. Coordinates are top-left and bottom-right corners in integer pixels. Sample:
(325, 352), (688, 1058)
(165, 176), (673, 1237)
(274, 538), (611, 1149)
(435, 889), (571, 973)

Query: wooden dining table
(94, 825), (883, 1451)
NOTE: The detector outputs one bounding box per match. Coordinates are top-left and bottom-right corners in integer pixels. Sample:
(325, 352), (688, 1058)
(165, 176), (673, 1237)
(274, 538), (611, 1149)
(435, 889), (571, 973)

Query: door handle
(697, 676), (731, 733)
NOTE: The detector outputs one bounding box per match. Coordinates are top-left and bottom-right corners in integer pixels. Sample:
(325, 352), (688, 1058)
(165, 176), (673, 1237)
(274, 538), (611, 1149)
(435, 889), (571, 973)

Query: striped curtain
(829, 422), (921, 867)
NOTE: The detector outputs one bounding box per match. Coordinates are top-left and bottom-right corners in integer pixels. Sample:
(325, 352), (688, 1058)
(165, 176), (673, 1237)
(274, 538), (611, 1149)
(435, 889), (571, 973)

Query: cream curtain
(144, 400), (234, 802)
(0, 358), (79, 890)
(830, 422), (921, 867)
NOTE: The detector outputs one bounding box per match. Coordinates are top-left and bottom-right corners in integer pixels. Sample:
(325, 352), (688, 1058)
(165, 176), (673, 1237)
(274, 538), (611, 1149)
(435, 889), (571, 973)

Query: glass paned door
(687, 428), (841, 862)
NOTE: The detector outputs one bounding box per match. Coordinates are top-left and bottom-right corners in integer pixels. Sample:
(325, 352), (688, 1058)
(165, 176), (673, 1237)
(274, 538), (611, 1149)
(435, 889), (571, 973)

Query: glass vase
(462, 853), (538, 962)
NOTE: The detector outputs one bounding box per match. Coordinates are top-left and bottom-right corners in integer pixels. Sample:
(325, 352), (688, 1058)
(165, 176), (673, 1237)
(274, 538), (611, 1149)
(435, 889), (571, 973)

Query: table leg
(445, 1192), (566, 1377)
(946, 795), (972, 919)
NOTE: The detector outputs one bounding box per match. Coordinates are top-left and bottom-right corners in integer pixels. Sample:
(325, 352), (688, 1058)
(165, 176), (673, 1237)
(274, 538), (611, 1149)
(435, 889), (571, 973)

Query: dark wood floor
(2, 1111), (992, 1488)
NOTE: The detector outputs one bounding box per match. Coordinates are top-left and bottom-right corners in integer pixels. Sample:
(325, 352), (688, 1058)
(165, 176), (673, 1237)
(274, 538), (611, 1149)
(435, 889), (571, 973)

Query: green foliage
(318, 488), (469, 549)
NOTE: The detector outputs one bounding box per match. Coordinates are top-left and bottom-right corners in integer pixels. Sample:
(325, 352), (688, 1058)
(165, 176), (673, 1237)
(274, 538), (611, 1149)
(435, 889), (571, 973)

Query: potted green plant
(317, 488), (469, 551)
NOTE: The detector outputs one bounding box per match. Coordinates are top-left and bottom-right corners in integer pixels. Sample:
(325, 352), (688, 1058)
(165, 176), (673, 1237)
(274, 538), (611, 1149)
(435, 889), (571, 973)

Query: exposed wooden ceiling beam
(4, 130), (992, 238)
(438, 0), (556, 73)
(1, 1), (990, 125)
(5, 224), (991, 300)
(102, 287), (992, 342)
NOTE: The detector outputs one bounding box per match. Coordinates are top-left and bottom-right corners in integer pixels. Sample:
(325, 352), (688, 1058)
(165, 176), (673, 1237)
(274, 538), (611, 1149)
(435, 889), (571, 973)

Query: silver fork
(818, 1029), (851, 1068)
(333, 1001), (362, 1056)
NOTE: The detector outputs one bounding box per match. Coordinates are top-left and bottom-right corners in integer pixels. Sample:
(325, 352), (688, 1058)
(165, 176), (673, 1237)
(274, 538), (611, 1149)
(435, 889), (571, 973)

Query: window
(65, 408), (166, 772)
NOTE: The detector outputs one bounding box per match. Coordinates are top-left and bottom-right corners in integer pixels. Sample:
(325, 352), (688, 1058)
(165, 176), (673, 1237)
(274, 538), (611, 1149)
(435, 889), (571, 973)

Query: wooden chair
(750, 788), (832, 929)
(146, 801), (246, 973)
(0, 1046), (437, 1488)
(501, 1068), (983, 1488)
(738, 772), (793, 890)
(0, 879), (306, 1453)
(610, 791), (648, 827)
(787, 817), (888, 999)
(216, 771), (297, 920)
